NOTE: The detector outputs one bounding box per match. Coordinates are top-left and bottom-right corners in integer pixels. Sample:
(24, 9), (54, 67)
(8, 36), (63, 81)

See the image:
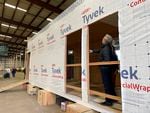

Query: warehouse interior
(0, 0), (147, 112)
(0, 0), (76, 113)
(0, 0), (128, 112)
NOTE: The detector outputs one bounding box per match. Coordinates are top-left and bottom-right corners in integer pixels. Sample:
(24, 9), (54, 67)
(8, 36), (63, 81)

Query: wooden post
(81, 26), (89, 102)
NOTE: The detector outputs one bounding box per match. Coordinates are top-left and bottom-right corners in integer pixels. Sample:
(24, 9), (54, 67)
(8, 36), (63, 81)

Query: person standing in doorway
(91, 34), (118, 106)
(12, 67), (17, 78)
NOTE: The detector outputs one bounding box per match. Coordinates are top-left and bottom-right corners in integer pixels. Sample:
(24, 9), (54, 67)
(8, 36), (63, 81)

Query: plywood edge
(0, 80), (28, 93)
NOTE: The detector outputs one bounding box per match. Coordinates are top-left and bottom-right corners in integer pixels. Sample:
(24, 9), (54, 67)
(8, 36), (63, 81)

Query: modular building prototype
(27, 0), (150, 113)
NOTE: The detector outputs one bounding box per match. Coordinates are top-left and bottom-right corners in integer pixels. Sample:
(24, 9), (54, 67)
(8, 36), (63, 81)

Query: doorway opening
(66, 29), (82, 98)
(88, 12), (121, 110)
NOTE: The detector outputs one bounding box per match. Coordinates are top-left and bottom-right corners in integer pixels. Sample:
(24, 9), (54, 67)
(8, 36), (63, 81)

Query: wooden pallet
(0, 79), (28, 93)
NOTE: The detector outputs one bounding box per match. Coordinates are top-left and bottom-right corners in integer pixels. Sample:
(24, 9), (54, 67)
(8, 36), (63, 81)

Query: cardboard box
(22, 83), (27, 90)
(27, 84), (38, 95)
(47, 92), (56, 105)
(37, 90), (56, 106)
(66, 103), (92, 113)
(37, 90), (43, 105)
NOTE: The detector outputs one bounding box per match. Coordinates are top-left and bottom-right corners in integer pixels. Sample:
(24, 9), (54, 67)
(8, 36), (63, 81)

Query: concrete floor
(0, 86), (64, 113)
(0, 72), (64, 113)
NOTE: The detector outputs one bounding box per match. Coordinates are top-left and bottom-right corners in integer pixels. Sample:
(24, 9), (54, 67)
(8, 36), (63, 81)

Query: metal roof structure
(0, 0), (75, 56)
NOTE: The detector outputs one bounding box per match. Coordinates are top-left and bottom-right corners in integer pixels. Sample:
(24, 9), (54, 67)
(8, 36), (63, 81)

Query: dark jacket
(93, 44), (118, 69)
(100, 44), (117, 61)
(12, 68), (16, 74)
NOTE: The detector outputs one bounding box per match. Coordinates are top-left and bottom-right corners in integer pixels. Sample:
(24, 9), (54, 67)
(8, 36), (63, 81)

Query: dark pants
(100, 67), (116, 102)
(12, 73), (16, 77)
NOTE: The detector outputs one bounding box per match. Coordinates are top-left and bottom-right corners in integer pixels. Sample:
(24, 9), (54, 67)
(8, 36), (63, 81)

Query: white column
(15, 54), (18, 67)
(81, 26), (89, 102)
(13, 56), (15, 67)
(11, 57), (13, 66)
(20, 53), (22, 67)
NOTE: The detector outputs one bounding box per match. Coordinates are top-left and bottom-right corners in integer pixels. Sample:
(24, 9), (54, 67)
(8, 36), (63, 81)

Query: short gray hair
(104, 34), (113, 43)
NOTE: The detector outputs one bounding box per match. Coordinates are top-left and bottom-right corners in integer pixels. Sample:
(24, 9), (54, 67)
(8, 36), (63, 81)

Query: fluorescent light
(5, 3), (27, 12)
(24, 40), (27, 42)
(32, 32), (37, 35)
(10, 25), (17, 29)
(0, 34), (5, 37)
(47, 18), (53, 22)
(17, 7), (27, 12)
(5, 36), (12, 38)
(1, 24), (17, 29)
(1, 23), (9, 27)
(0, 34), (12, 38)
(0, 35), (12, 38)
(5, 3), (16, 9)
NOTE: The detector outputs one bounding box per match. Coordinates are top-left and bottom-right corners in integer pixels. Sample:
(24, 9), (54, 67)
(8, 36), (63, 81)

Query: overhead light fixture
(10, 25), (17, 29)
(5, 3), (16, 9)
(1, 23), (17, 29)
(47, 18), (53, 22)
(5, 36), (12, 38)
(32, 32), (38, 35)
(17, 7), (27, 12)
(24, 40), (27, 42)
(1, 23), (9, 27)
(0, 34), (6, 37)
(0, 34), (12, 38)
(5, 3), (27, 12)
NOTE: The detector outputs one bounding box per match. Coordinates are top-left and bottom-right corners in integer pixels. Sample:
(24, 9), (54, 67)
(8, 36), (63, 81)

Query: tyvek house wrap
(119, 0), (150, 113)
(27, 0), (150, 112)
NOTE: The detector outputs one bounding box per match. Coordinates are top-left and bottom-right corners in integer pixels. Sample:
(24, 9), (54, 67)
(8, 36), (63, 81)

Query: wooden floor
(0, 72), (24, 88)
(66, 80), (122, 112)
